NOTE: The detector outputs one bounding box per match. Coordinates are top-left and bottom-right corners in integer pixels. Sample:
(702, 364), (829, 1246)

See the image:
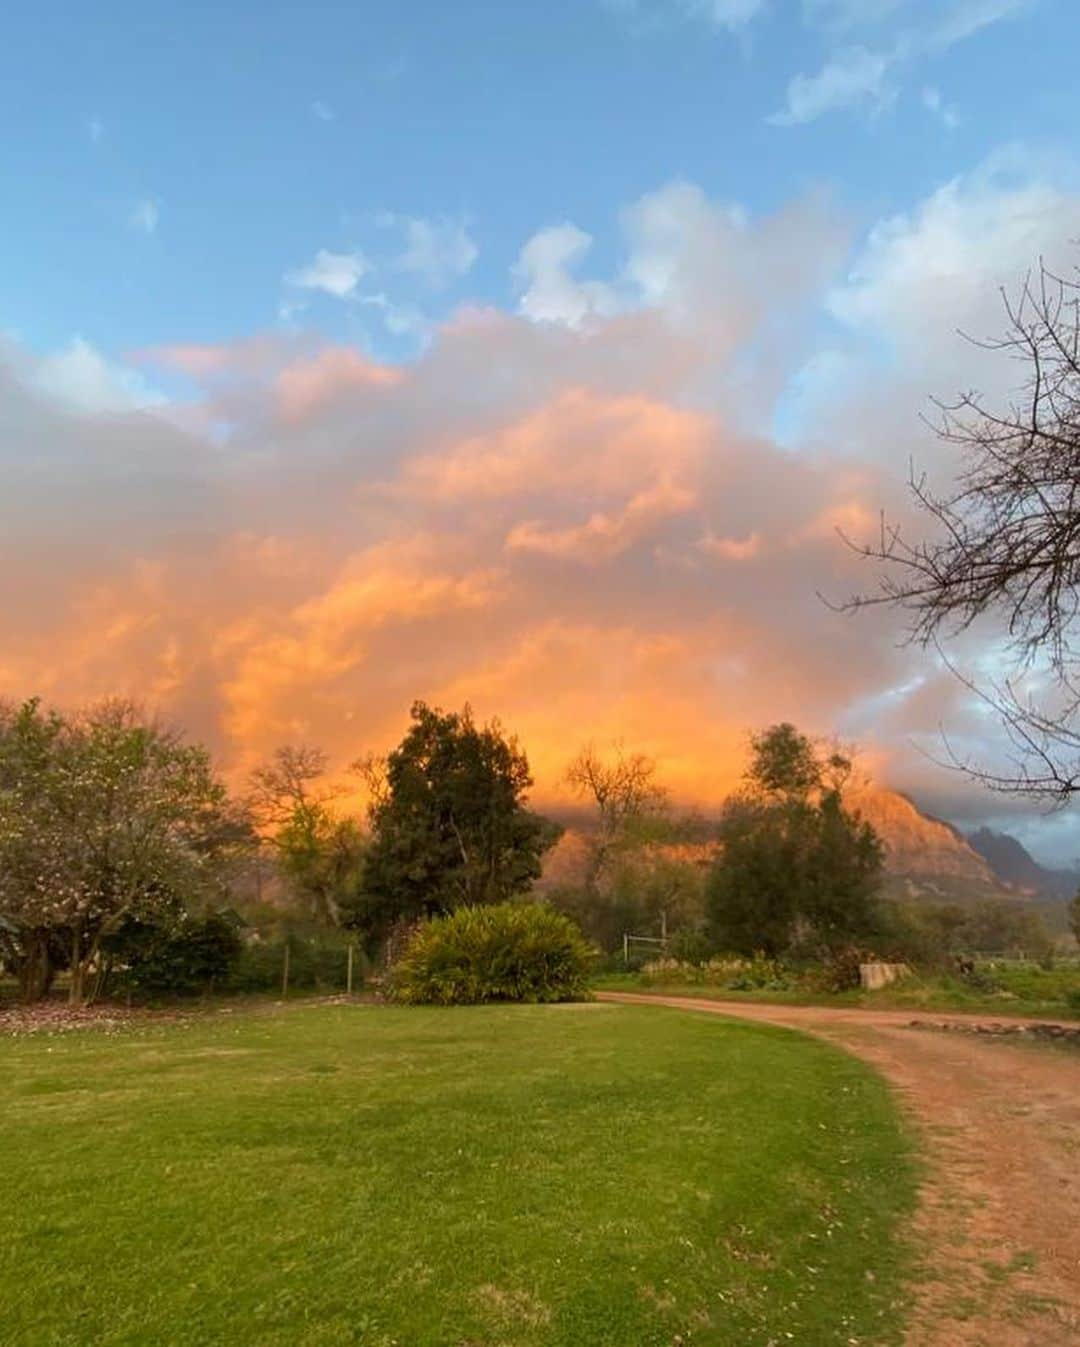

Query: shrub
(389, 902), (594, 1005)
(109, 911), (244, 997)
(812, 946), (867, 993)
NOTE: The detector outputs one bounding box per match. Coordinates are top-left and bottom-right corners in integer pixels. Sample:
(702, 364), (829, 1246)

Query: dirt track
(598, 992), (1080, 1347)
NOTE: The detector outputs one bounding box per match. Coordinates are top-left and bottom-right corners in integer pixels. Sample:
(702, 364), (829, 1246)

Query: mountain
(538, 787), (1018, 903)
(848, 787), (1015, 903)
(967, 827), (1079, 901)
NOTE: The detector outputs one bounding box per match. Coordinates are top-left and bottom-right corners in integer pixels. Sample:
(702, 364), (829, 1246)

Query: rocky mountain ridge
(540, 785), (1069, 905)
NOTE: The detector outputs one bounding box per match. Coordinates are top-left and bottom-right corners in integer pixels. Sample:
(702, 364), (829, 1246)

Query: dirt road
(598, 992), (1080, 1347)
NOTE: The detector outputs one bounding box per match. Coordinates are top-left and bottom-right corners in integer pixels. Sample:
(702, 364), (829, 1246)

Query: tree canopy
(707, 724), (883, 957)
(357, 702), (559, 941)
(0, 698), (242, 1002)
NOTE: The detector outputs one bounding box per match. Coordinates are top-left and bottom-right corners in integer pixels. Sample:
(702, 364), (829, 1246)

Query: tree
(565, 742), (668, 890)
(1068, 888), (1080, 947)
(706, 724), (883, 957)
(249, 746), (365, 927)
(841, 260), (1080, 800)
(358, 702), (560, 942)
(0, 698), (240, 1003)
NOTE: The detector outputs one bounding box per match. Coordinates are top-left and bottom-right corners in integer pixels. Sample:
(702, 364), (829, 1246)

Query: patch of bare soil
(599, 992), (1080, 1347)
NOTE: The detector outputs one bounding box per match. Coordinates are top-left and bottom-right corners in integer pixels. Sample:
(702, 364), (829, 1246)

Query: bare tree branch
(837, 257), (1080, 801)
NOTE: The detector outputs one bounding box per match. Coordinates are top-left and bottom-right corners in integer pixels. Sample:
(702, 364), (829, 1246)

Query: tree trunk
(17, 931), (53, 1003)
(69, 926), (85, 1005)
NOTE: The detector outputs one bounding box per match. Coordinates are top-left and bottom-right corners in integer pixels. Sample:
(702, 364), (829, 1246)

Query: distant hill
(967, 827), (1079, 901)
(844, 787), (1014, 903)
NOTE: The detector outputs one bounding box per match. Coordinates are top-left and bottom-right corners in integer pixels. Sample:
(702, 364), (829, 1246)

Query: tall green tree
(707, 724), (883, 958)
(0, 698), (240, 1003)
(357, 702), (559, 942)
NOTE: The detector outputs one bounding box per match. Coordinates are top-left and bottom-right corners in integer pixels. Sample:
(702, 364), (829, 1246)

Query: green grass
(1, 1001), (915, 1347)
(595, 963), (1080, 1021)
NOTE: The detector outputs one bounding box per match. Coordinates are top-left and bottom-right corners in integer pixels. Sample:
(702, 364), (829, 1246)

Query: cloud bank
(3, 160), (1079, 854)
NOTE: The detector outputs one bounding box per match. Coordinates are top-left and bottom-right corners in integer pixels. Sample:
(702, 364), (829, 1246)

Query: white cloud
(358, 292), (430, 341)
(776, 0), (1028, 126)
(396, 216), (478, 288)
(770, 45), (893, 124)
(922, 85), (960, 128)
(32, 338), (167, 415)
(311, 100), (335, 122)
(930, 0), (1029, 49)
(830, 161), (1080, 361)
(513, 223), (619, 327)
(285, 248), (369, 299)
(129, 198), (159, 235)
(514, 181), (844, 356)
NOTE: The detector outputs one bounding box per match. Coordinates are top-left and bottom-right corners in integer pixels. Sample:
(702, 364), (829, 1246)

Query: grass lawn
(1, 1001), (915, 1347)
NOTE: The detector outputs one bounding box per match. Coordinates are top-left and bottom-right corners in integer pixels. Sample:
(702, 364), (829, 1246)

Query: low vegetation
(0, 1001), (916, 1347)
(390, 901), (594, 1005)
(598, 956), (1080, 1021)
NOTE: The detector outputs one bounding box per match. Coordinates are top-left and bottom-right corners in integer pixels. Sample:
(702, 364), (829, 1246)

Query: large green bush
(390, 902), (594, 1005)
(106, 910), (244, 997)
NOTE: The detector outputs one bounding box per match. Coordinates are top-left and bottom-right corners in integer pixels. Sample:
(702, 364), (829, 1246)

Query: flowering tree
(0, 698), (240, 1003)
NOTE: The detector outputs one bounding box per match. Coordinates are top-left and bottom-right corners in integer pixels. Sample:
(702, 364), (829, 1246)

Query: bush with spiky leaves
(389, 902), (594, 1005)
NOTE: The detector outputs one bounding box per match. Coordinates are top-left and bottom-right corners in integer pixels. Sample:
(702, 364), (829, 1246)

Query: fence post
(347, 943), (354, 996)
(623, 933), (629, 965)
(281, 939), (290, 999)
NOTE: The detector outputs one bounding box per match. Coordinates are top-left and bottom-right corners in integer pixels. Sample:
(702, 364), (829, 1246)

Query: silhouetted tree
(356, 702), (559, 943)
(707, 724), (883, 957)
(841, 260), (1080, 801)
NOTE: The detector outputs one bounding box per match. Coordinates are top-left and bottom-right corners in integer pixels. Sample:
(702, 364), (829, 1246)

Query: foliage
(600, 955), (1080, 1020)
(706, 726), (883, 958)
(951, 899), (1055, 960)
(746, 721), (824, 799)
(225, 934), (363, 994)
(389, 901), (594, 1005)
(359, 702), (560, 941)
(812, 946), (870, 993)
(0, 698), (245, 1003)
(249, 746), (367, 928)
(0, 1004), (916, 1347)
(547, 835), (710, 954)
(565, 742), (668, 889)
(639, 954), (791, 991)
(105, 908), (244, 996)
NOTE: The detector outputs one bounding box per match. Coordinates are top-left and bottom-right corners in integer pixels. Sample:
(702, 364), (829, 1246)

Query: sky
(3, 0), (1080, 862)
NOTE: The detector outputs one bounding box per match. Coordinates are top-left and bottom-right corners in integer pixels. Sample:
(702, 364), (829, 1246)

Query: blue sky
(3, 0), (1076, 361)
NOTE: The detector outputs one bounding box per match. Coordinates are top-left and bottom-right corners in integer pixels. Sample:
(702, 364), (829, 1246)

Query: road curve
(598, 992), (1080, 1347)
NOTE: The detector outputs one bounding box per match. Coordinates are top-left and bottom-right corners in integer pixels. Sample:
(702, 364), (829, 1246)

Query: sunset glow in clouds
(3, 1), (1080, 855)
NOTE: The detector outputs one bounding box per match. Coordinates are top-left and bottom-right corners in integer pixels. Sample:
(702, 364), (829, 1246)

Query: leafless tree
(838, 258), (1080, 801)
(565, 742), (668, 885)
(248, 745), (335, 827)
(351, 751), (390, 817)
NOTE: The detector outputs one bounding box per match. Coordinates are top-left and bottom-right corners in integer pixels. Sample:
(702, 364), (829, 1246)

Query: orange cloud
(275, 348), (402, 422)
(0, 242), (931, 814)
